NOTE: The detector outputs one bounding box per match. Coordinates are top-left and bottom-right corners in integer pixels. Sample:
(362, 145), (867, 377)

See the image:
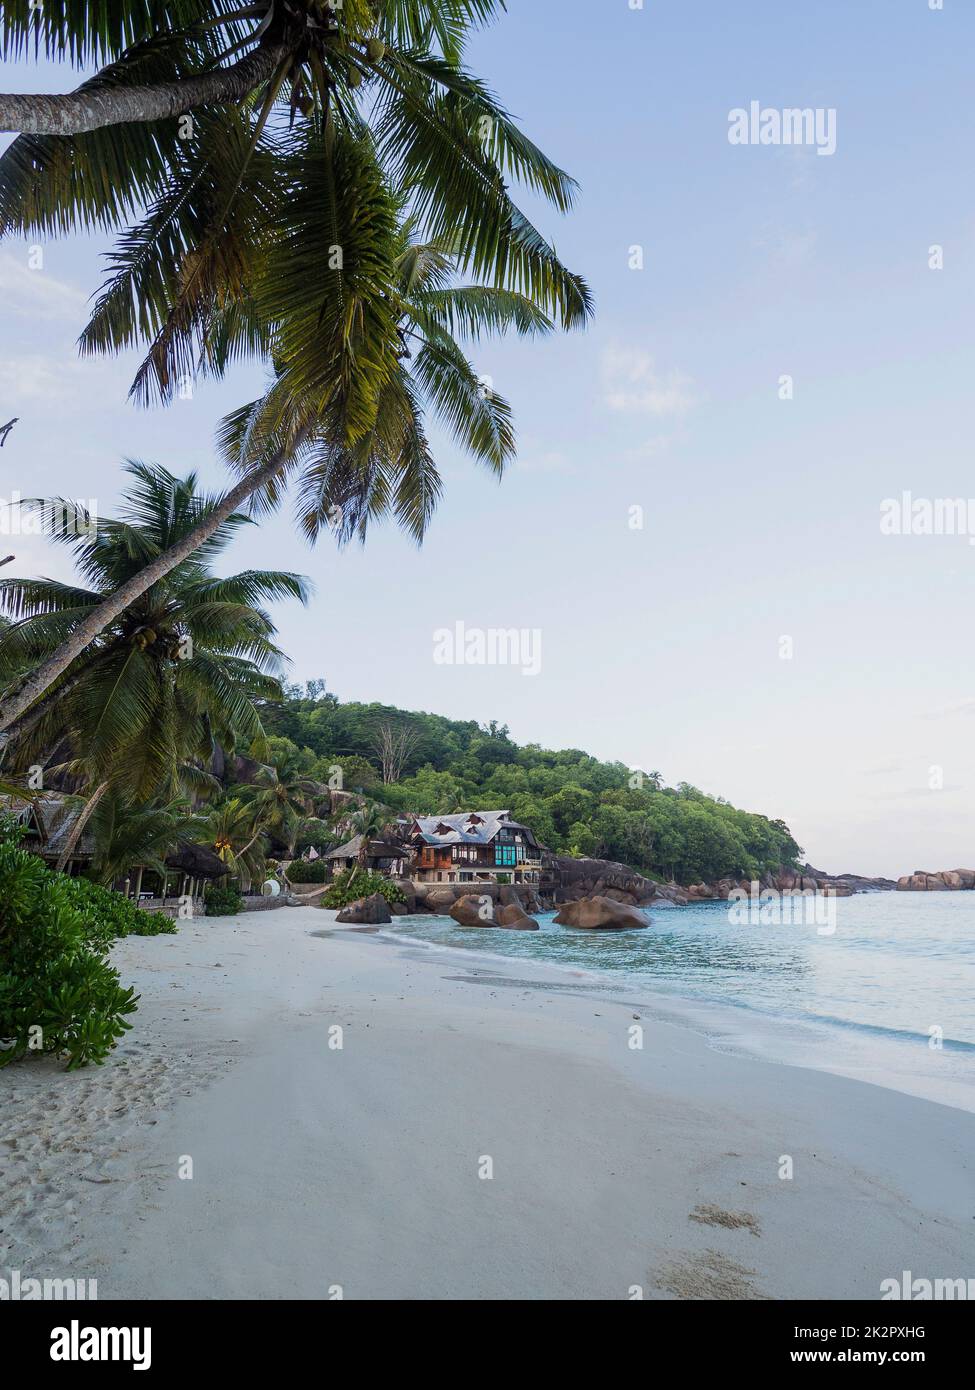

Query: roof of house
(1, 795), (226, 874)
(324, 835), (407, 860)
(409, 810), (536, 847)
(0, 793), (97, 859)
(164, 842), (227, 880)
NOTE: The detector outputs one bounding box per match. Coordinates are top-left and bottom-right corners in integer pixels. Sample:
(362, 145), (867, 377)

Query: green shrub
(0, 842), (139, 1070)
(320, 868), (406, 909)
(67, 877), (175, 942)
(287, 857), (329, 883)
(204, 883), (244, 916)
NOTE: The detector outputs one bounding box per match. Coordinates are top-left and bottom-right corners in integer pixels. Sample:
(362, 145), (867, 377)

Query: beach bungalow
(0, 793), (96, 874)
(407, 810), (543, 886)
(0, 791), (227, 909)
(323, 835), (410, 879)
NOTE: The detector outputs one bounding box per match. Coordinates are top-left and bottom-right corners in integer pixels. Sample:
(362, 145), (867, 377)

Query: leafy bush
(320, 868), (406, 909)
(67, 877), (175, 943)
(0, 841), (139, 1070)
(286, 858), (329, 883)
(204, 883), (244, 916)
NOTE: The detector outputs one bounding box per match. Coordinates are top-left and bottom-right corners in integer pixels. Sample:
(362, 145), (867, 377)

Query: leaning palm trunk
(55, 780), (109, 873)
(0, 43), (290, 135)
(0, 432), (305, 748)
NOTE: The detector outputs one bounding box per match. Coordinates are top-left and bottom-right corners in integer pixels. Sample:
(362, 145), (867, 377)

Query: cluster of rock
(448, 891), (649, 931)
(546, 855), (894, 909)
(682, 864), (896, 901)
(447, 894), (538, 930)
(896, 869), (975, 891)
(547, 855), (685, 908)
(335, 892), (396, 925)
(393, 879), (544, 916)
(335, 882), (544, 927)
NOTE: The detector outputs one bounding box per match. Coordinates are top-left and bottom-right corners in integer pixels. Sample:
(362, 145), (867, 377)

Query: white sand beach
(3, 904), (974, 1301)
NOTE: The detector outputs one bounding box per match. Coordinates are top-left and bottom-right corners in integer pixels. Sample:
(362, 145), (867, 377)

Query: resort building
(407, 810), (543, 886)
(323, 835), (410, 879)
(0, 793), (95, 875)
(0, 792), (227, 909)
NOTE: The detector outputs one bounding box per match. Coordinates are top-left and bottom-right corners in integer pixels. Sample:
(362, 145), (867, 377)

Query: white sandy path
(3, 905), (974, 1300)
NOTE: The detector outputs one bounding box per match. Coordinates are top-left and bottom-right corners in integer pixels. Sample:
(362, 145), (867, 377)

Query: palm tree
(0, 3), (531, 138)
(0, 2), (590, 739)
(239, 758), (325, 855)
(0, 462), (310, 805)
(88, 791), (209, 891)
(207, 795), (267, 887)
(349, 799), (390, 871)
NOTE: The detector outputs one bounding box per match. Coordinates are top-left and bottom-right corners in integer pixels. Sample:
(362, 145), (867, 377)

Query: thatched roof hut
(323, 835), (409, 873)
(164, 842), (227, 880)
(0, 793), (96, 862)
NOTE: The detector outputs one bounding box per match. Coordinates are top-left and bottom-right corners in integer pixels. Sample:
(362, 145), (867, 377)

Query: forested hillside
(258, 681), (802, 886)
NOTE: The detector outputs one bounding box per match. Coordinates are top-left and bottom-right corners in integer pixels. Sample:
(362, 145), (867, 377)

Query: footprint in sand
(655, 1248), (772, 1300)
(689, 1202), (761, 1236)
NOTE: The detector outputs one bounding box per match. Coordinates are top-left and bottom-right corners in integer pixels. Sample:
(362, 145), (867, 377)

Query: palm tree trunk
(55, 781), (109, 873)
(0, 43), (291, 135)
(0, 429), (308, 749)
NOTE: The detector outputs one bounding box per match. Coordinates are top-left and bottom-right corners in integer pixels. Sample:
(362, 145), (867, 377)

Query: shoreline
(3, 905), (974, 1300)
(383, 910), (975, 1118)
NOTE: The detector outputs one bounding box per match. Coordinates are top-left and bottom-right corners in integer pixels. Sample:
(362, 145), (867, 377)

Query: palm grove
(0, 4), (800, 1068)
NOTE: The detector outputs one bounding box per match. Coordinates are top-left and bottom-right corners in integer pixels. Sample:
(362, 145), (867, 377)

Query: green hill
(258, 681), (802, 886)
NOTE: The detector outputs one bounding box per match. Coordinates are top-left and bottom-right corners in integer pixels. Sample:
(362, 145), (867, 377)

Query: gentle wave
(386, 894), (975, 1110)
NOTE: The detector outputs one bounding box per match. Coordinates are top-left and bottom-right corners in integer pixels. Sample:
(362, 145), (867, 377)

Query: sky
(1, 0), (973, 878)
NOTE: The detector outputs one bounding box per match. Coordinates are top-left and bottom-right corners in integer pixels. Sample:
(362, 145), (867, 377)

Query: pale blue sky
(2, 0), (973, 876)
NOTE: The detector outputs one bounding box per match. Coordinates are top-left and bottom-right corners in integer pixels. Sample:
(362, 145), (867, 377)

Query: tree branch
(0, 42), (292, 135)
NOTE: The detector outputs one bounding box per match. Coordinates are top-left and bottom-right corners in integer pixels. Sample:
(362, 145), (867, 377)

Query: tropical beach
(2, 0), (974, 1347)
(4, 903), (974, 1302)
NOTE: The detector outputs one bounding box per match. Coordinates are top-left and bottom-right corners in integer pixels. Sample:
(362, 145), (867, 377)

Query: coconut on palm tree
(0, 462), (310, 812)
(207, 795), (267, 888)
(0, 2), (591, 740)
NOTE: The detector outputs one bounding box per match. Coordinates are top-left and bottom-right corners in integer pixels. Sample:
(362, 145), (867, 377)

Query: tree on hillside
(350, 800), (391, 872)
(371, 721), (420, 784)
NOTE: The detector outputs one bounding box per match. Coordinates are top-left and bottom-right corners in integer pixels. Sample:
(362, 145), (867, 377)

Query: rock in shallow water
(553, 895), (649, 930)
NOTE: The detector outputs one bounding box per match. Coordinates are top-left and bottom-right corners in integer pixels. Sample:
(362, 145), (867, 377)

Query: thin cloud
(0, 354), (85, 402)
(515, 448), (577, 475)
(0, 251), (87, 320)
(602, 346), (694, 417)
(922, 699), (975, 720)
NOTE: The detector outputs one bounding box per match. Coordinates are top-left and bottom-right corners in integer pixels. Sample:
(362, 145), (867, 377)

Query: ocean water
(386, 893), (975, 1112)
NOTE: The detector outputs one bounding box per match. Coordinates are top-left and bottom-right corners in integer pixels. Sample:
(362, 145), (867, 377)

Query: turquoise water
(387, 893), (975, 1108)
